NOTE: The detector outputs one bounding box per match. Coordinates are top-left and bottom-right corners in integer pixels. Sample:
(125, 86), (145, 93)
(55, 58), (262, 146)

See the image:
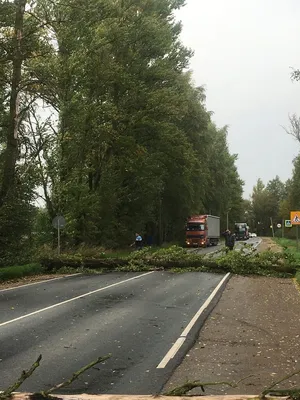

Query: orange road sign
(290, 211), (300, 225)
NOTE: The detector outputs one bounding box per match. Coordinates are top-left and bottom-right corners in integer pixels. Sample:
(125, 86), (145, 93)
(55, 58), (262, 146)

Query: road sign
(290, 211), (300, 225)
(52, 216), (66, 256)
(285, 220), (292, 228)
(277, 223), (282, 228)
(52, 216), (66, 229)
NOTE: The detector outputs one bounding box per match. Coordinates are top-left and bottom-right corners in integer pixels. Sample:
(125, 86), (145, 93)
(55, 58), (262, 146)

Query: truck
(234, 222), (249, 241)
(185, 215), (220, 248)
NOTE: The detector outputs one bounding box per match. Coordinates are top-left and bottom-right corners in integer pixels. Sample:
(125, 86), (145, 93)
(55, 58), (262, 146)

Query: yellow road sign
(290, 211), (300, 225)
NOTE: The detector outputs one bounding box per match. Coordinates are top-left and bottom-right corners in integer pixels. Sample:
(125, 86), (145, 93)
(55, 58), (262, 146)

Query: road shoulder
(164, 275), (300, 395)
(257, 237), (282, 252)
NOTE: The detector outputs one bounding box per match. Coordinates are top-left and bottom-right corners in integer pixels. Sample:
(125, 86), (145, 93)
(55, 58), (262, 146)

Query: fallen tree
(40, 245), (299, 278)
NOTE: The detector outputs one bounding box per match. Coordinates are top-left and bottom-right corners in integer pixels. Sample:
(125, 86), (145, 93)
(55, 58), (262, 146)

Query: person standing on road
(223, 229), (235, 251)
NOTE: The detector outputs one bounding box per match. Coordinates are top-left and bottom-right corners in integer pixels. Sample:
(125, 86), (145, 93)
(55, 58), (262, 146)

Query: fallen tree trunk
(5, 394), (290, 400)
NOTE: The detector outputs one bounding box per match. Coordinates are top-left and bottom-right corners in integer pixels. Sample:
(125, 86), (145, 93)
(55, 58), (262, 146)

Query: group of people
(131, 230), (236, 251)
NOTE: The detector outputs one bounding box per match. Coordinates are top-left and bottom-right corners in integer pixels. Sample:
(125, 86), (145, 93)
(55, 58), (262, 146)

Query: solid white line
(181, 273), (230, 337)
(156, 272), (230, 369)
(0, 271), (154, 328)
(253, 239), (262, 249)
(0, 274), (82, 293)
(157, 337), (185, 369)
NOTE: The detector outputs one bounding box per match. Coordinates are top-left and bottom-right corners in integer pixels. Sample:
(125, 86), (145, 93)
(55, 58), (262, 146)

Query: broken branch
(164, 380), (237, 396)
(0, 355), (42, 399)
(261, 368), (300, 399)
(40, 354), (111, 396)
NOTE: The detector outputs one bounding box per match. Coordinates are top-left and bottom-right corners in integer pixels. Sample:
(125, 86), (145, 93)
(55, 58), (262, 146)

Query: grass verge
(274, 238), (300, 261)
(273, 238), (300, 284)
(0, 263), (44, 283)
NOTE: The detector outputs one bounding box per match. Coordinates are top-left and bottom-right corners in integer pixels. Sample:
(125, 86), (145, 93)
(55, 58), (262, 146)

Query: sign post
(290, 211), (300, 251)
(52, 216), (66, 256)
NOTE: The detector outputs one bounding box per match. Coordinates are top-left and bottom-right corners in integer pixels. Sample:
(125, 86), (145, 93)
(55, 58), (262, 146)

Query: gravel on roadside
(164, 275), (300, 395)
(257, 237), (282, 253)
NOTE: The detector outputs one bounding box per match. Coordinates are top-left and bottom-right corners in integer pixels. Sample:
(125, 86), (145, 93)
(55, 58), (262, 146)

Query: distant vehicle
(234, 222), (250, 240)
(185, 215), (220, 248)
(249, 232), (257, 238)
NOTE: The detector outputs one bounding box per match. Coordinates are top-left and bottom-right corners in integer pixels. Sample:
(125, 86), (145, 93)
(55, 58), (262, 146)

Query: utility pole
(226, 208), (231, 230)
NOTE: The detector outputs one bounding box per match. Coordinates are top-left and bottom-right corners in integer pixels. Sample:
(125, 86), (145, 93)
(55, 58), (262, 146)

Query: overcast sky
(176, 0), (300, 198)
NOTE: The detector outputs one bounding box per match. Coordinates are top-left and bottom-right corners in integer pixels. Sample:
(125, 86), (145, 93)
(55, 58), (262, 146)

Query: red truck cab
(185, 215), (220, 248)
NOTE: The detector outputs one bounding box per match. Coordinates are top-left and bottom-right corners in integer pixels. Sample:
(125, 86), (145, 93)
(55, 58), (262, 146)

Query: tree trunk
(0, 0), (26, 206)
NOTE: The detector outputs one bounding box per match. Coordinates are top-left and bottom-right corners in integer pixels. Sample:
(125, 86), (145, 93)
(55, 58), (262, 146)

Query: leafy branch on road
(0, 354), (111, 400)
(120, 245), (298, 277)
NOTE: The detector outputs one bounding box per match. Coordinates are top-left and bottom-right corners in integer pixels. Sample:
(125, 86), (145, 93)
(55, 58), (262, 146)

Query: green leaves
(0, 0), (245, 259)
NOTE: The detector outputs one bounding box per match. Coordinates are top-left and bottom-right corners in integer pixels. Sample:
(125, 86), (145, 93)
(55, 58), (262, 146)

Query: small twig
(164, 375), (255, 396)
(0, 355), (42, 399)
(261, 369), (300, 398)
(164, 380), (237, 396)
(40, 354), (111, 396)
(236, 374), (255, 385)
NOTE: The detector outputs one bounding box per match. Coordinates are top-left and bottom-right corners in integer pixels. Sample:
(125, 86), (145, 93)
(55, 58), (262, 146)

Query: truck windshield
(235, 224), (246, 232)
(186, 224), (205, 231)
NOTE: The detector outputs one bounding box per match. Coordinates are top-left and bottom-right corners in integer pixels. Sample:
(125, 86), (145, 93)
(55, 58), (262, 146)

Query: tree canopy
(0, 0), (244, 262)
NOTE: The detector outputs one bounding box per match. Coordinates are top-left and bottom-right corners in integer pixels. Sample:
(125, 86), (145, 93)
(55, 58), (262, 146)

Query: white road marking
(253, 238), (262, 249)
(0, 274), (82, 293)
(0, 271), (154, 328)
(157, 272), (230, 369)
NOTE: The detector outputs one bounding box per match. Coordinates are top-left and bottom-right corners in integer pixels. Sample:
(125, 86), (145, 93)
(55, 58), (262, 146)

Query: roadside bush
(0, 264), (44, 282)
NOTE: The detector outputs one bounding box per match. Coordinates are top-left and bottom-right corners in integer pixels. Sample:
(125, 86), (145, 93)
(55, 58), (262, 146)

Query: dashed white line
(157, 272), (230, 369)
(0, 271), (154, 328)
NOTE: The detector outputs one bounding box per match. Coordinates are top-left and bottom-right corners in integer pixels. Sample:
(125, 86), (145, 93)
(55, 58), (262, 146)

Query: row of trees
(242, 68), (300, 237)
(0, 0), (244, 264)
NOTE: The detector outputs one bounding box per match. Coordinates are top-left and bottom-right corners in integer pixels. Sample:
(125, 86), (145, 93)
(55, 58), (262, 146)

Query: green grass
(0, 263), (44, 282)
(273, 238), (300, 262)
(296, 270), (300, 286)
(273, 238), (300, 284)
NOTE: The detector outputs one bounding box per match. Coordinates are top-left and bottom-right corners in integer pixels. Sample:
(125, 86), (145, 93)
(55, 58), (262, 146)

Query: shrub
(0, 264), (44, 282)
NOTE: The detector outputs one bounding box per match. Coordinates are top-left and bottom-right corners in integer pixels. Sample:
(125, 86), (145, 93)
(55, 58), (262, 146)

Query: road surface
(0, 271), (229, 395)
(188, 237), (261, 255)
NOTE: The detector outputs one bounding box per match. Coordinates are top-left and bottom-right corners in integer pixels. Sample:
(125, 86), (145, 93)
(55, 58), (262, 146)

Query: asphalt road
(0, 271), (228, 395)
(187, 237), (261, 255)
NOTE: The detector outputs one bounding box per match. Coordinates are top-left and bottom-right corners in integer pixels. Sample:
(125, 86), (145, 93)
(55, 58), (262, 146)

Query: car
(249, 232), (257, 238)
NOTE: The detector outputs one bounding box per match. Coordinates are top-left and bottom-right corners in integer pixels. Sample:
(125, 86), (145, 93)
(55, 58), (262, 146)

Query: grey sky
(177, 0), (300, 198)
